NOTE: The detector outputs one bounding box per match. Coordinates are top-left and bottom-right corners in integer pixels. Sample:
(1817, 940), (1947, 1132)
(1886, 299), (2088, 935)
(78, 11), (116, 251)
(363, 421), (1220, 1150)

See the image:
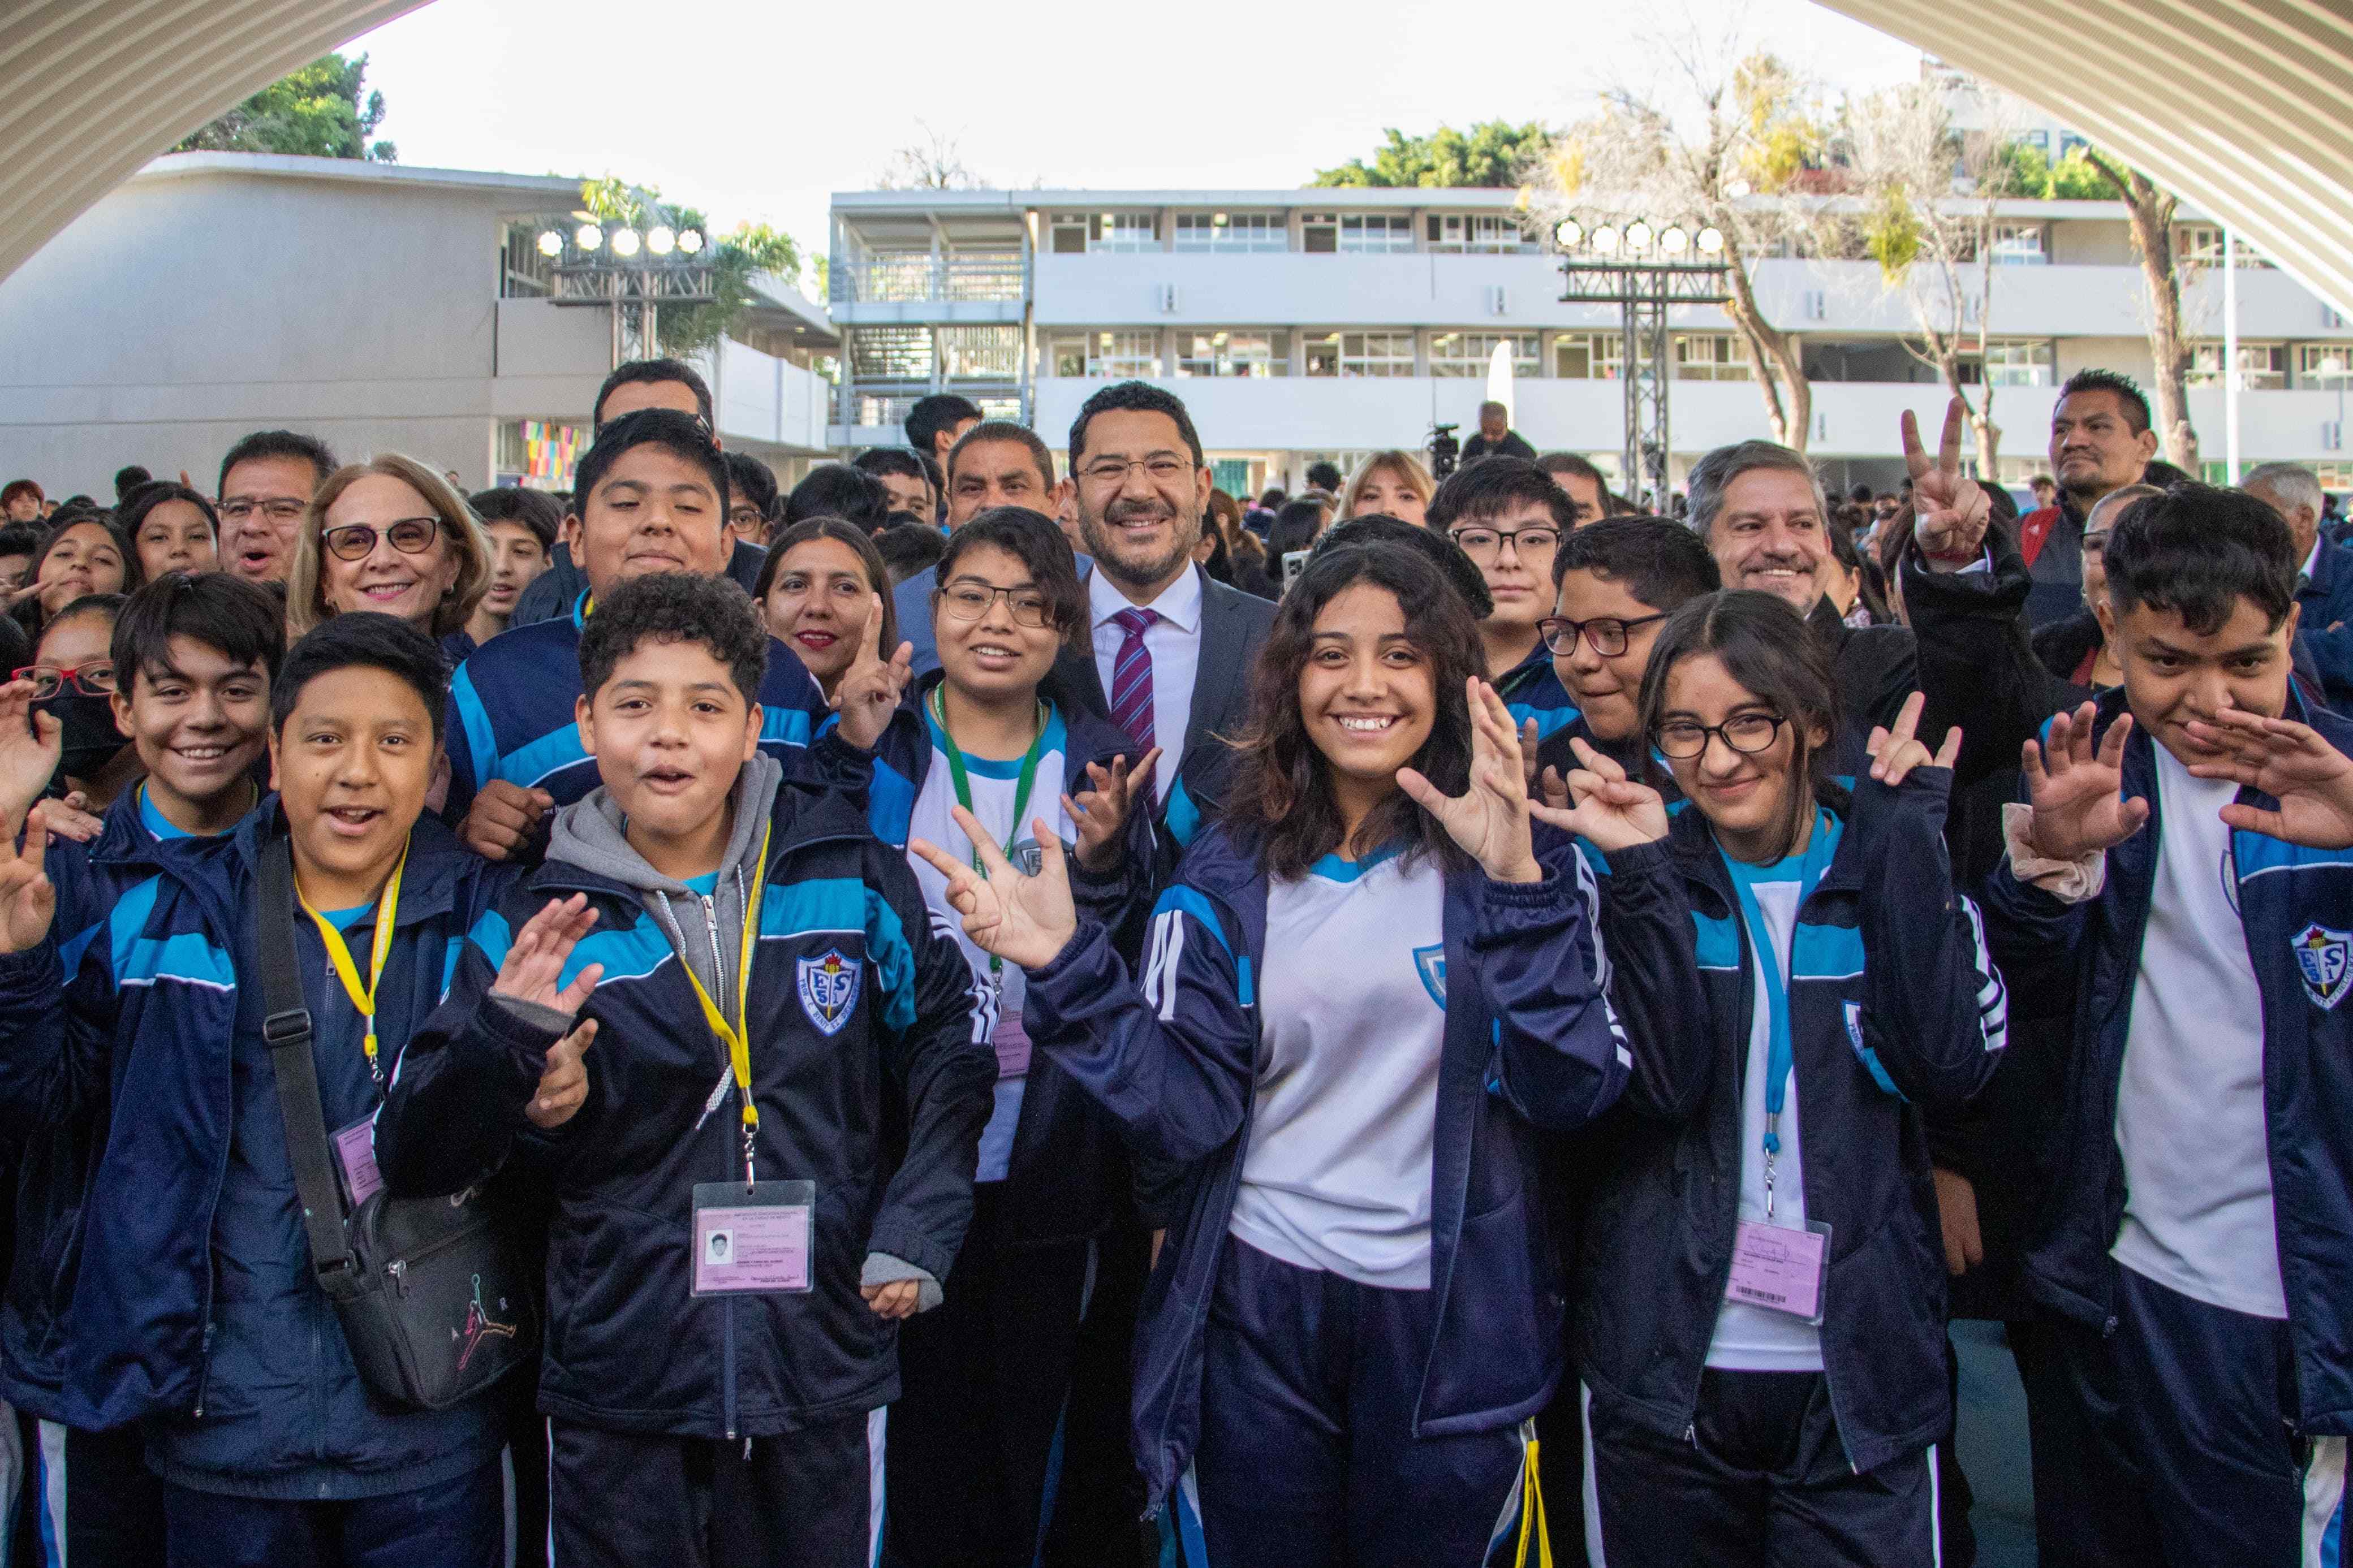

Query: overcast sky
(346, 0), (1927, 283)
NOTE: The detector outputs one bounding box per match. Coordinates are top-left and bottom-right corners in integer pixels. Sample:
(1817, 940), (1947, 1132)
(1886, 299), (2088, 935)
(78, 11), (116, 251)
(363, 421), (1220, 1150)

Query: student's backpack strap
(257, 835), (364, 1290)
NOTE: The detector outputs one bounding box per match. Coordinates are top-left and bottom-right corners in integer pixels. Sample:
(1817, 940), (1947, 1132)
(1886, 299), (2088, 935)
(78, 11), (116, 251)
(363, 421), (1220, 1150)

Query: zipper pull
(388, 1259), (408, 1297)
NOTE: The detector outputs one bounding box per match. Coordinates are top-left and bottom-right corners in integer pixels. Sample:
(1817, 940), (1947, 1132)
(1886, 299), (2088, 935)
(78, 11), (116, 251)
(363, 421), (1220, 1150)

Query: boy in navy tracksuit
(379, 572), (993, 1568)
(0, 612), (518, 1566)
(1983, 485), (2353, 1566)
(443, 408), (837, 862)
(0, 576), (284, 1566)
(1428, 457), (1583, 744)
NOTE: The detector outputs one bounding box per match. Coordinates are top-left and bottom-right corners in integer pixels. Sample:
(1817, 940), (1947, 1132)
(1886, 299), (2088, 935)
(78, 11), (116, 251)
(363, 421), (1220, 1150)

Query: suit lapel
(1186, 567), (1242, 757)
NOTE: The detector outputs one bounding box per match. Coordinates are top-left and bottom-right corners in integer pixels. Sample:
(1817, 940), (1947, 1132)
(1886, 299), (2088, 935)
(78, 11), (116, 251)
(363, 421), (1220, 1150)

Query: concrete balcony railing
(830, 253), (1027, 323)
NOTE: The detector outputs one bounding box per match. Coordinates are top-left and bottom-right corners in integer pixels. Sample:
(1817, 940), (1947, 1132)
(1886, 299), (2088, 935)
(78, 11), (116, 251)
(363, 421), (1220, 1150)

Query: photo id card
(691, 1181), (815, 1297)
(1725, 1219), (1831, 1324)
(333, 1116), (385, 1211)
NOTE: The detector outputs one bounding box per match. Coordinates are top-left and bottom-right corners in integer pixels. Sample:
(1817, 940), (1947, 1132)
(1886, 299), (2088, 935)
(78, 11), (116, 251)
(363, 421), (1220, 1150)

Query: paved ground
(1953, 1318), (2037, 1566)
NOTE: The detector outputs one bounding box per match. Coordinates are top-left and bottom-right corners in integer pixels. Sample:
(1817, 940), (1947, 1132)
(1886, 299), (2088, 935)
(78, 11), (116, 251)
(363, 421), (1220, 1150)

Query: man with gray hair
(2244, 461), (2353, 704)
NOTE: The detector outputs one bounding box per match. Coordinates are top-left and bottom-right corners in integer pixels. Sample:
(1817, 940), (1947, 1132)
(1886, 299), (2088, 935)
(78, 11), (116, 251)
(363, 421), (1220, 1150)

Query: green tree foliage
(174, 54), (394, 161)
(1986, 140), (2111, 200)
(1313, 121), (1552, 189)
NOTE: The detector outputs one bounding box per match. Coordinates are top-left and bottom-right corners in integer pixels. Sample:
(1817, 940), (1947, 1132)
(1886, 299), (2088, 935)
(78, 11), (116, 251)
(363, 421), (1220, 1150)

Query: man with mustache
(2018, 370), (2159, 628)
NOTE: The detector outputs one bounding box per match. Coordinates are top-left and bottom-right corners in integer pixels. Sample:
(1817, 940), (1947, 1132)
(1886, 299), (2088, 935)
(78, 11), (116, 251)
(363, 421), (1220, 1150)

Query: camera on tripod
(1429, 423), (1461, 480)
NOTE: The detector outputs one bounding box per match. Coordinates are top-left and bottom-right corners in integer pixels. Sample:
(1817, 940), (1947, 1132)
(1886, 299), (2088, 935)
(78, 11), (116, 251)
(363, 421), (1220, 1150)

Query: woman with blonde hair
(1339, 451), (1436, 527)
(285, 453), (493, 664)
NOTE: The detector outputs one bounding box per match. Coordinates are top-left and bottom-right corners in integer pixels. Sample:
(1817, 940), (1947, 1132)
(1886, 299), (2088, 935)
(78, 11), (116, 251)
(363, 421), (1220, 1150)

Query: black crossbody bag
(257, 835), (538, 1411)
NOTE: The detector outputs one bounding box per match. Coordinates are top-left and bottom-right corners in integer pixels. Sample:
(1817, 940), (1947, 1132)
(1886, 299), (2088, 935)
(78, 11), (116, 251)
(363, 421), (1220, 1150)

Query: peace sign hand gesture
(1903, 398), (1993, 571)
(1065, 748), (1161, 871)
(1398, 679), (1544, 884)
(911, 806), (1079, 971)
(1531, 736), (1670, 853)
(831, 594), (915, 753)
(2182, 706), (2353, 849)
(0, 680), (62, 831)
(0, 813), (55, 956)
(2021, 702), (2150, 861)
(1865, 691), (1962, 788)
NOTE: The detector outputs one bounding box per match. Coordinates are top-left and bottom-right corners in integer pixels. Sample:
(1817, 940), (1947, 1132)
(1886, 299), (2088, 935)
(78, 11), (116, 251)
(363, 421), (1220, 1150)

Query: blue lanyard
(1720, 808), (1842, 1215)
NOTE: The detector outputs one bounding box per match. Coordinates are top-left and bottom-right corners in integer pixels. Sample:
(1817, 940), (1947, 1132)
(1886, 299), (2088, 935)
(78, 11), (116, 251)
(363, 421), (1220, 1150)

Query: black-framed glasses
(219, 498), (307, 526)
(14, 661), (116, 699)
(1656, 712), (1786, 759)
(938, 582), (1052, 628)
(1449, 524), (1562, 560)
(322, 517), (442, 562)
(1539, 611), (1669, 658)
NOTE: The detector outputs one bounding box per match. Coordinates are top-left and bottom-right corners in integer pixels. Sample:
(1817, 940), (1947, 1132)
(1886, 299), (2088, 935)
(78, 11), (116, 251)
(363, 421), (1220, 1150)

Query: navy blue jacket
(444, 589), (827, 826)
(1576, 773), (2006, 1476)
(0, 804), (512, 1498)
(861, 671), (1161, 1247)
(378, 784), (995, 1441)
(2296, 541), (2353, 710)
(1492, 640), (1580, 748)
(1021, 822), (1631, 1510)
(1983, 686), (2353, 1437)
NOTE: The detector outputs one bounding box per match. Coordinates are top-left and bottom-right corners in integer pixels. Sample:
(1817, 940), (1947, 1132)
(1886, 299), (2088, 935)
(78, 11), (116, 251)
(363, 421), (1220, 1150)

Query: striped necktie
(1108, 607), (1160, 759)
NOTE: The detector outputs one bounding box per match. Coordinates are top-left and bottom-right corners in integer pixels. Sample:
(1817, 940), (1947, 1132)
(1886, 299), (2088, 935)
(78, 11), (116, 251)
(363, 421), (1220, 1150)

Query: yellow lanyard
(679, 821), (771, 1184)
(297, 846), (408, 1085)
(1514, 1429), (1554, 1567)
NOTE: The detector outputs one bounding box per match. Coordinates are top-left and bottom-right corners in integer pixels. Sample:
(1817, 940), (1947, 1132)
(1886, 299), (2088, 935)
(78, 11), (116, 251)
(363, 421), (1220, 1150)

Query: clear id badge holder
(1725, 1218), (1832, 1325)
(691, 1181), (816, 1296)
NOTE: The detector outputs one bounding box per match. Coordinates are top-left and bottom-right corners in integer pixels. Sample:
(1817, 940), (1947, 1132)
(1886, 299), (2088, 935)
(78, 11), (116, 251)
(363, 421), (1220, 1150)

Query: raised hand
(1065, 748), (1161, 871)
(525, 1019), (598, 1130)
(0, 814), (54, 955)
(462, 780), (554, 862)
(1530, 736), (1669, 852)
(0, 680), (62, 830)
(910, 806), (1079, 970)
(1902, 398), (1993, 570)
(1519, 718), (1541, 791)
(2182, 706), (2353, 848)
(490, 893), (604, 1020)
(2020, 703), (2149, 861)
(1397, 678), (1542, 884)
(1865, 691), (1962, 787)
(24, 797), (101, 846)
(831, 594), (915, 753)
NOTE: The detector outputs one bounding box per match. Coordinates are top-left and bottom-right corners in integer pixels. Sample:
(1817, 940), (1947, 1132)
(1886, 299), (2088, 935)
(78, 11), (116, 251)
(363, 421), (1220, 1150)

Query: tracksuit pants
(1585, 1370), (1939, 1567)
(548, 1413), (881, 1568)
(1173, 1238), (1528, 1568)
(160, 1457), (503, 1568)
(2018, 1264), (2347, 1568)
(882, 1186), (1094, 1568)
(32, 1422), (167, 1567)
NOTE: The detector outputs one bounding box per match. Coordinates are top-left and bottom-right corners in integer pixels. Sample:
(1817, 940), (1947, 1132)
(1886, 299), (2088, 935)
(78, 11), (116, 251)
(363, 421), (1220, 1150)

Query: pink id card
(332, 1117), (385, 1210)
(1725, 1219), (1831, 1324)
(691, 1181), (815, 1295)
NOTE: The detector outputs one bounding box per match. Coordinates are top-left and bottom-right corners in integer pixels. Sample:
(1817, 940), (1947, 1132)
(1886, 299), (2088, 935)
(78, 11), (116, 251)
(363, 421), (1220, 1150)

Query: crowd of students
(0, 355), (2345, 1568)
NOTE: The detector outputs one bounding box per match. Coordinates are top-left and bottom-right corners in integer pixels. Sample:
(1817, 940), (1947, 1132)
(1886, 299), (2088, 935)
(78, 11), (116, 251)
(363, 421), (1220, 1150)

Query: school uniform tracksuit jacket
(377, 753), (996, 1444)
(1493, 643), (1580, 748)
(1016, 821), (1634, 1513)
(1984, 686), (2353, 1438)
(1576, 771), (2009, 1478)
(0, 802), (514, 1500)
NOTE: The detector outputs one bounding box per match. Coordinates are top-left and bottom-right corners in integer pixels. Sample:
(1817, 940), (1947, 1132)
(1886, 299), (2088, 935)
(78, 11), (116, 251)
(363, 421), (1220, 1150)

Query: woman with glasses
(847, 507), (1162, 1568)
(16, 593), (139, 810)
(284, 454), (492, 666)
(1558, 589), (2006, 1566)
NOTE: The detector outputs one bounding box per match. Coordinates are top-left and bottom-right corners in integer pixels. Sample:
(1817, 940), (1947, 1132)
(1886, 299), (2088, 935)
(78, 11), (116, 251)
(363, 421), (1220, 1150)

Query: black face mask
(40, 690), (125, 783)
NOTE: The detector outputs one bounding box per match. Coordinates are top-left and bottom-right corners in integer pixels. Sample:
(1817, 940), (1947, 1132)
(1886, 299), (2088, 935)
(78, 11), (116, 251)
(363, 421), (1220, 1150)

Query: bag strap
(258, 835), (363, 1297)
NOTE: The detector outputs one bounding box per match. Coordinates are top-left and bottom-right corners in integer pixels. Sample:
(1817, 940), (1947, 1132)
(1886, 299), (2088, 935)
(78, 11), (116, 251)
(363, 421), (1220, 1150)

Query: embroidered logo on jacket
(1843, 1000), (1867, 1053)
(2293, 923), (2353, 1010)
(1413, 943), (1447, 1008)
(797, 948), (861, 1035)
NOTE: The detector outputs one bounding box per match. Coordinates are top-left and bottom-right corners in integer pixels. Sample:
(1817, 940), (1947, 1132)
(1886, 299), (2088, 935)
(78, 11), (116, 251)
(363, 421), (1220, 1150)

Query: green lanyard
(929, 686), (1046, 987)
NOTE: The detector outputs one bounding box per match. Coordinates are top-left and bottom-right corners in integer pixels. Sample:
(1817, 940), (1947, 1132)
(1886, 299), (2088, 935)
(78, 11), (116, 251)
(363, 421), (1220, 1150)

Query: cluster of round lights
(1553, 218), (1725, 257)
(537, 224), (706, 259)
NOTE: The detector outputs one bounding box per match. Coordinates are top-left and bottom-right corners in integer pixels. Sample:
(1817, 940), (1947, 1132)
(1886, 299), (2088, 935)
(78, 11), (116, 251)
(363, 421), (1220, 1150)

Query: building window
(1553, 331), (1623, 380)
(1425, 213), (1529, 254)
(1429, 332), (1539, 378)
(1673, 334), (1751, 382)
(2175, 225), (2272, 268)
(1990, 224), (2046, 266)
(1341, 214), (1415, 253)
(1049, 213), (1160, 254)
(850, 326), (933, 381)
(1046, 331), (1161, 378)
(2188, 342), (2287, 389)
(1173, 214), (1285, 253)
(1176, 330), (1286, 377)
(1300, 331), (1415, 377)
(499, 222), (557, 298)
(939, 326), (1022, 381)
(1971, 339), (2054, 387)
(2300, 345), (2353, 383)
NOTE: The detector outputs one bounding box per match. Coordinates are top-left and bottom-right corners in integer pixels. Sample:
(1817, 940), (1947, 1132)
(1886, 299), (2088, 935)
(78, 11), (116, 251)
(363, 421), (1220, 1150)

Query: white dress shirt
(1088, 565), (1201, 802)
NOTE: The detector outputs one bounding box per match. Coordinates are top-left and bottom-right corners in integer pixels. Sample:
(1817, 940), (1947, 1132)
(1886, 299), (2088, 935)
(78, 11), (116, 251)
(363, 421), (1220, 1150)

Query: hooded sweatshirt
(527, 751), (940, 1304)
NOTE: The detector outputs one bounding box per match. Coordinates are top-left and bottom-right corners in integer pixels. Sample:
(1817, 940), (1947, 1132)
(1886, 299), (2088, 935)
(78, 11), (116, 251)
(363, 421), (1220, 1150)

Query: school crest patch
(2293, 923), (2353, 1011)
(1413, 943), (1447, 1009)
(796, 948), (861, 1036)
(1843, 1000), (1867, 1055)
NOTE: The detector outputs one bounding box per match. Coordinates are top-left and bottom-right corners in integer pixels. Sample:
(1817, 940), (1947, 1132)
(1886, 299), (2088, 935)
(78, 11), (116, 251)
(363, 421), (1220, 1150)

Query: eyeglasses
(322, 517), (442, 562)
(1079, 457), (1191, 487)
(218, 498), (307, 526)
(728, 506), (767, 532)
(13, 661), (117, 699)
(938, 582), (1052, 628)
(1539, 612), (1669, 658)
(1449, 524), (1562, 560)
(1656, 712), (1786, 759)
